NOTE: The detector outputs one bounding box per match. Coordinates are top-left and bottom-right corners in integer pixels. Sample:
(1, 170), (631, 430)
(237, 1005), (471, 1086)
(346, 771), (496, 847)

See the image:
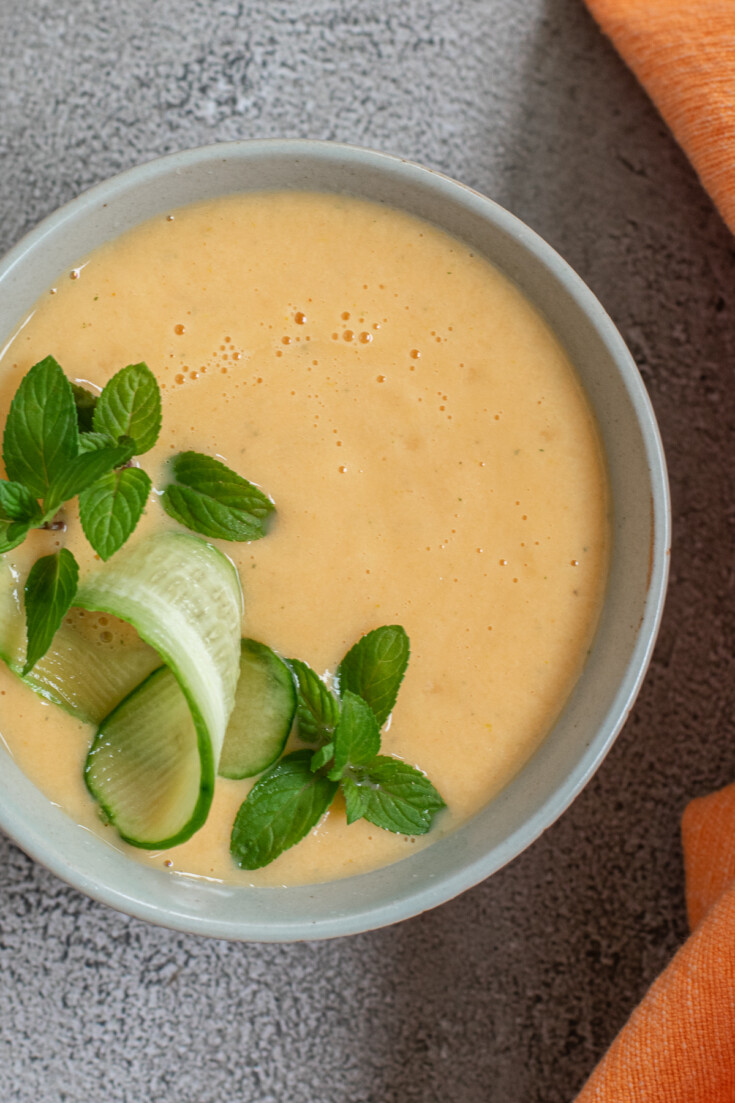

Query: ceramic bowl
(0, 140), (669, 940)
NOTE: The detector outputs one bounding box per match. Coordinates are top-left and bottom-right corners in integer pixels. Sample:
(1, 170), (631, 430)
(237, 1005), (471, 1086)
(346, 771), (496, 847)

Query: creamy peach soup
(0, 191), (608, 885)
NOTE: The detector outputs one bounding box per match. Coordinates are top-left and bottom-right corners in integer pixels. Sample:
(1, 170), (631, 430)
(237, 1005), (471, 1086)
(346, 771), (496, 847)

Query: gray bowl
(0, 140), (669, 941)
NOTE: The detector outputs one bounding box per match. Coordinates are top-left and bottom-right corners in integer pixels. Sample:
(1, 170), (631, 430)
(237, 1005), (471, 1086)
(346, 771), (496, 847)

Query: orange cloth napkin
(574, 4), (735, 1095)
(576, 783), (735, 1100)
(584, 0), (735, 235)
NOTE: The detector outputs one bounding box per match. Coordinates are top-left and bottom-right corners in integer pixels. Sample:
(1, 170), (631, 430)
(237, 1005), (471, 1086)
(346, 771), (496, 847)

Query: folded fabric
(682, 781), (735, 931)
(575, 783), (735, 1101)
(573, 4), (735, 1096)
(584, 0), (735, 235)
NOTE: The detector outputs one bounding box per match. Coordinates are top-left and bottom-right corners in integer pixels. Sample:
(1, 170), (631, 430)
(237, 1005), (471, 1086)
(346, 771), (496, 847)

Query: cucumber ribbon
(0, 532), (242, 848)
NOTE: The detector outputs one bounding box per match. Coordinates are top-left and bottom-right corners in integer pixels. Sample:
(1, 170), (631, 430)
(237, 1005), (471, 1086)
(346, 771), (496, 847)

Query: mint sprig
(230, 626), (445, 869)
(0, 520), (32, 555)
(78, 431), (119, 454)
(230, 751), (338, 870)
(0, 481), (43, 525)
(309, 741), (334, 772)
(162, 452), (275, 542)
(342, 757), (446, 832)
(0, 357), (163, 669)
(1, 356), (277, 671)
(287, 657), (340, 744)
(23, 549), (79, 674)
(79, 467), (152, 561)
(328, 691), (380, 781)
(93, 363), (162, 455)
(44, 438), (135, 515)
(3, 356), (79, 499)
(1, 359), (147, 538)
(338, 624), (410, 728)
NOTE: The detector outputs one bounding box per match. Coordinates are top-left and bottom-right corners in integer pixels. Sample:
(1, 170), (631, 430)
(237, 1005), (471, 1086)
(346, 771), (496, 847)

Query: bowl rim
(0, 139), (671, 940)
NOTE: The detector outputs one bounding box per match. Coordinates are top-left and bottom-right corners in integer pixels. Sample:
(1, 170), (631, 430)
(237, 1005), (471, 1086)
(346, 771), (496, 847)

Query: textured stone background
(0, 1), (733, 1100)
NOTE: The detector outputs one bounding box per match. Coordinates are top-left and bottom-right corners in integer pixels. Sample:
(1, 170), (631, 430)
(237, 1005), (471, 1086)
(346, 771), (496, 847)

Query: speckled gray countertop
(0, 2), (733, 1100)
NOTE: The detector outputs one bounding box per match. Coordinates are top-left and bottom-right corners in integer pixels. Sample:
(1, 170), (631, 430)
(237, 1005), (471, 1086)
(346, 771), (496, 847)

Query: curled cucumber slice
(86, 666), (201, 849)
(219, 639), (297, 780)
(78, 532), (242, 848)
(0, 556), (159, 724)
(0, 557), (21, 661)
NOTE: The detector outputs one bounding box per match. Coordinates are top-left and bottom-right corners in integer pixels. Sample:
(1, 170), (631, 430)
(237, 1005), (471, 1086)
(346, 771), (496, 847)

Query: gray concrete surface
(0, 1), (733, 1100)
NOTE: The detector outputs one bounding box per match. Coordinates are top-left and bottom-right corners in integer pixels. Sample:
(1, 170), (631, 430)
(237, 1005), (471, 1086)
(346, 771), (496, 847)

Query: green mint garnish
(0, 520), (32, 555)
(71, 383), (98, 433)
(328, 690), (380, 781)
(0, 480), (43, 525)
(341, 756), (446, 834)
(310, 741), (334, 772)
(0, 356), (275, 668)
(44, 437), (135, 515)
(287, 657), (340, 744)
(79, 467), (152, 561)
(93, 362), (162, 455)
(230, 750), (338, 870)
(161, 451), (275, 542)
(0, 357), (164, 667)
(338, 624), (410, 728)
(23, 548), (79, 675)
(230, 625), (445, 868)
(2, 356), (79, 500)
(78, 430), (117, 454)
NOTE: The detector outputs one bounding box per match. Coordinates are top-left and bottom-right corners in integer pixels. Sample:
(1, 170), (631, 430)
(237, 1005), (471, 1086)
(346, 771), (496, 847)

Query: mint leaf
(78, 431), (116, 454)
(287, 658), (340, 744)
(174, 452), (274, 516)
(310, 741), (334, 772)
(162, 453), (274, 542)
(230, 750), (338, 869)
(341, 773), (370, 823)
(79, 467), (151, 560)
(328, 691), (381, 781)
(341, 756), (445, 834)
(0, 520), (31, 555)
(338, 625), (410, 728)
(162, 484), (267, 541)
(0, 482), (39, 553)
(44, 438), (135, 515)
(0, 481), (42, 525)
(93, 362), (162, 455)
(3, 356), (79, 500)
(71, 383), (98, 433)
(23, 548), (79, 674)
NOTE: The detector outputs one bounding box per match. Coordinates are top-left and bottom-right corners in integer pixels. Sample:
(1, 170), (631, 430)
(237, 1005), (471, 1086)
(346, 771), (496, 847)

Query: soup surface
(0, 191), (608, 886)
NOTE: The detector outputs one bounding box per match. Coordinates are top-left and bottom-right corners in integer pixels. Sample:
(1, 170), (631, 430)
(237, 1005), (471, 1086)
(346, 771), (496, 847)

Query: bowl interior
(0, 141), (669, 940)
